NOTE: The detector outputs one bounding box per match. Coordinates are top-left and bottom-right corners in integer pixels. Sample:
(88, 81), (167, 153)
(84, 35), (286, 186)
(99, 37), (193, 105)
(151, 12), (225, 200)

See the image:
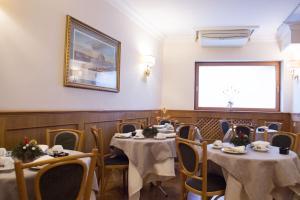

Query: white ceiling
(107, 0), (300, 40)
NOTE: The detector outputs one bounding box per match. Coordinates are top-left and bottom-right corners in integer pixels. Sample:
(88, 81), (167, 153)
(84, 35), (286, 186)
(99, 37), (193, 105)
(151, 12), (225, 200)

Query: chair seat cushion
(104, 155), (129, 166)
(186, 173), (226, 192)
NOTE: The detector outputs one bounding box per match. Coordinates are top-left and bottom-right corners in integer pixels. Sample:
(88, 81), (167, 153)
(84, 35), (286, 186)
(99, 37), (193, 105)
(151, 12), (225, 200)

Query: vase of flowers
(12, 137), (43, 163)
(142, 127), (158, 138)
(230, 133), (250, 147)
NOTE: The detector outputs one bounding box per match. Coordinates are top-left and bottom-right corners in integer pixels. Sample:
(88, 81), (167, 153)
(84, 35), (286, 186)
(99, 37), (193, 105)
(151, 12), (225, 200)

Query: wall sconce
(287, 59), (300, 80)
(142, 55), (155, 77)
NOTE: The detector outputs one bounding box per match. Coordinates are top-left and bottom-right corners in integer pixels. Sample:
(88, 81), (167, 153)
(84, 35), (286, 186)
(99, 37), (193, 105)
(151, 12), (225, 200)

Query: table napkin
(251, 141), (270, 149)
(134, 130), (144, 138)
(115, 132), (132, 138)
(38, 145), (49, 152)
(156, 133), (167, 139)
(0, 148), (7, 157)
(164, 133), (176, 137)
(223, 146), (245, 153)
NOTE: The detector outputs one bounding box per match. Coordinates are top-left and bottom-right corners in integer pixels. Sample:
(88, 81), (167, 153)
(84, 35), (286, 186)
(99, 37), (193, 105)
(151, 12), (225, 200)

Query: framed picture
(64, 15), (121, 92)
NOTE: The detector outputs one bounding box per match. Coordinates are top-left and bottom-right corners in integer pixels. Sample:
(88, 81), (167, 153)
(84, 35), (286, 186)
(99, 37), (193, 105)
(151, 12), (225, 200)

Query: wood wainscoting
(0, 110), (158, 153)
(166, 110), (291, 141)
(0, 110), (292, 153)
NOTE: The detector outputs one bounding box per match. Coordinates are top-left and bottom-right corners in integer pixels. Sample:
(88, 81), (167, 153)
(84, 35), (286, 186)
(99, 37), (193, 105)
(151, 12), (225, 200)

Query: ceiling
(107, 0), (300, 40)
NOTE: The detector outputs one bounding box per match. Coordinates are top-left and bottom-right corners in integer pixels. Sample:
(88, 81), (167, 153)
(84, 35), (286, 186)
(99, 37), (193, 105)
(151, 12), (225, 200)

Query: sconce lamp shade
(143, 55), (156, 67)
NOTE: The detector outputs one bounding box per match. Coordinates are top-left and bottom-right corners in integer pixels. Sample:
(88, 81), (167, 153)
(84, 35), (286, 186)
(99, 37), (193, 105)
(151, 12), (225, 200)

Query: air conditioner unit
(196, 27), (258, 47)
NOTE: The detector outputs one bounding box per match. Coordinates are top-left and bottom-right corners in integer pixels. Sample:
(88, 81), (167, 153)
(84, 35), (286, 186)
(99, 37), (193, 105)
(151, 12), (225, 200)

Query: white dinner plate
(0, 158), (14, 171)
(154, 136), (167, 140)
(114, 136), (131, 139)
(221, 148), (247, 154)
(252, 147), (269, 152)
(212, 145), (223, 149)
(133, 136), (145, 140)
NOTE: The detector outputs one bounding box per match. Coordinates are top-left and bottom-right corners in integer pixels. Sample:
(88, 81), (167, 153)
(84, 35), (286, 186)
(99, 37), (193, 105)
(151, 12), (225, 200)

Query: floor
(103, 167), (224, 200)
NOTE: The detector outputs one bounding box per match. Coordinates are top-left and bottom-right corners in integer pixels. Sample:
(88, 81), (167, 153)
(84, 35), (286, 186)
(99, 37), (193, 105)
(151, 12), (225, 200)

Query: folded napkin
(134, 130), (144, 138)
(0, 148), (7, 157)
(213, 140), (223, 147)
(156, 133), (167, 139)
(164, 133), (176, 137)
(38, 145), (49, 152)
(114, 132), (132, 138)
(251, 141), (270, 149)
(223, 146), (245, 153)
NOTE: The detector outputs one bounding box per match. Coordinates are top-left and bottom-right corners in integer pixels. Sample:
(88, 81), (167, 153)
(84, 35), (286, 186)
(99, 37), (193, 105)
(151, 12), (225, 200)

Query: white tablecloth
(110, 137), (176, 200)
(0, 150), (98, 200)
(207, 144), (300, 200)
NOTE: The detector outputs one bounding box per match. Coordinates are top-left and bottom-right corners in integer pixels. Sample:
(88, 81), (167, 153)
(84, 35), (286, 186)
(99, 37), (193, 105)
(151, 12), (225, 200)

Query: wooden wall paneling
(0, 118), (5, 147)
(84, 120), (121, 153)
(5, 124), (78, 150)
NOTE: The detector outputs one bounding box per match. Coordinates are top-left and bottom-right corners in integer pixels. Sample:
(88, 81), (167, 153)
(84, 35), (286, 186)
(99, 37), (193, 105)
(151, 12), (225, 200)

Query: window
(194, 62), (280, 111)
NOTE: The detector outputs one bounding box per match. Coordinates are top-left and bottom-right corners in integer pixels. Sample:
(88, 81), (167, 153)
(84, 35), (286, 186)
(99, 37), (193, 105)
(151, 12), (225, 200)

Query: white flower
(32, 147), (36, 150)
(26, 144), (29, 147)
(23, 146), (26, 150)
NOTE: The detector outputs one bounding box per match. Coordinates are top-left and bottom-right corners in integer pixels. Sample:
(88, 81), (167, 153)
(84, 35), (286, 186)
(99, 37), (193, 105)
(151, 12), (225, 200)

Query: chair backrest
(219, 120), (230, 135)
(265, 121), (282, 131)
(159, 119), (172, 125)
(14, 149), (97, 200)
(46, 129), (84, 151)
(177, 124), (200, 141)
(271, 131), (299, 152)
(176, 137), (208, 199)
(117, 122), (143, 133)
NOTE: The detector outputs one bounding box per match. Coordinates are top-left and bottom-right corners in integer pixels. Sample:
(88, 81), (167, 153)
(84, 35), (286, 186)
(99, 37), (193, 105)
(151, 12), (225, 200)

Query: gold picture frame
(64, 15), (121, 92)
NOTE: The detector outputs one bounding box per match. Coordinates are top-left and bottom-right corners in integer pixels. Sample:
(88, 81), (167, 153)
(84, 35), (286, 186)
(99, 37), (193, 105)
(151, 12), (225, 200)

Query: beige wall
(161, 35), (293, 112)
(0, 0), (163, 111)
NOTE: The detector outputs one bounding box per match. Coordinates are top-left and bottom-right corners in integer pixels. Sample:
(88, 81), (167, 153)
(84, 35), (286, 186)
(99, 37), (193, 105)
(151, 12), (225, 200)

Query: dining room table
(110, 134), (177, 200)
(207, 143), (300, 200)
(0, 149), (99, 200)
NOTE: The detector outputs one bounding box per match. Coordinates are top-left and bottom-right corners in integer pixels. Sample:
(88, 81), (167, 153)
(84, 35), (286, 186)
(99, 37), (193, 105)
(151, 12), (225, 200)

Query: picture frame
(64, 15), (121, 92)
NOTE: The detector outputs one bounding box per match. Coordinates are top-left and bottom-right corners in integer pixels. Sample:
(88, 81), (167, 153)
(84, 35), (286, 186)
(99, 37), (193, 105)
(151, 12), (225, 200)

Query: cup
(279, 147), (289, 155)
(0, 148), (7, 157)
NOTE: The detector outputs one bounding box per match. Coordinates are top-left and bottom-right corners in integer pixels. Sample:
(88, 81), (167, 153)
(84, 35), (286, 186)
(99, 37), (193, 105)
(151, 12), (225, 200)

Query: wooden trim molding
(194, 61), (281, 112)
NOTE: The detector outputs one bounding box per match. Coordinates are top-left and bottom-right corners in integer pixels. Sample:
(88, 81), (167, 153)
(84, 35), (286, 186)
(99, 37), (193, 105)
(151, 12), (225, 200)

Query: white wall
(161, 36), (292, 111)
(0, 0), (162, 111)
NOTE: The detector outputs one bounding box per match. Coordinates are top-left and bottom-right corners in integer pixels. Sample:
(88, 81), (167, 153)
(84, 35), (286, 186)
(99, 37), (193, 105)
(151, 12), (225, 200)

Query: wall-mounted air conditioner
(195, 26), (258, 47)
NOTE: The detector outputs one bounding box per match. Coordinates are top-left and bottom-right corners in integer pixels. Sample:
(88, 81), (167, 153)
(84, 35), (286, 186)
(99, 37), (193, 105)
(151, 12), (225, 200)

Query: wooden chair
(117, 121), (143, 133)
(176, 137), (226, 200)
(265, 121), (282, 131)
(177, 124), (200, 140)
(46, 129), (84, 151)
(14, 149), (97, 200)
(270, 131), (299, 152)
(90, 127), (129, 200)
(219, 120), (230, 135)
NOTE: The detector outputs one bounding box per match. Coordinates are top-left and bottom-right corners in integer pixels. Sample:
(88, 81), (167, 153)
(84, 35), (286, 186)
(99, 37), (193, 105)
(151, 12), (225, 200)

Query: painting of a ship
(64, 15), (121, 92)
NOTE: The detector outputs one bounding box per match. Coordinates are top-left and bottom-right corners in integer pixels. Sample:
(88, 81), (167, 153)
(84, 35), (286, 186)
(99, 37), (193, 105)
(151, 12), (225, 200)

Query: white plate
(0, 158), (14, 171)
(154, 136), (167, 140)
(133, 136), (145, 139)
(252, 147), (269, 152)
(114, 136), (131, 139)
(221, 148), (247, 154)
(212, 145), (223, 149)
